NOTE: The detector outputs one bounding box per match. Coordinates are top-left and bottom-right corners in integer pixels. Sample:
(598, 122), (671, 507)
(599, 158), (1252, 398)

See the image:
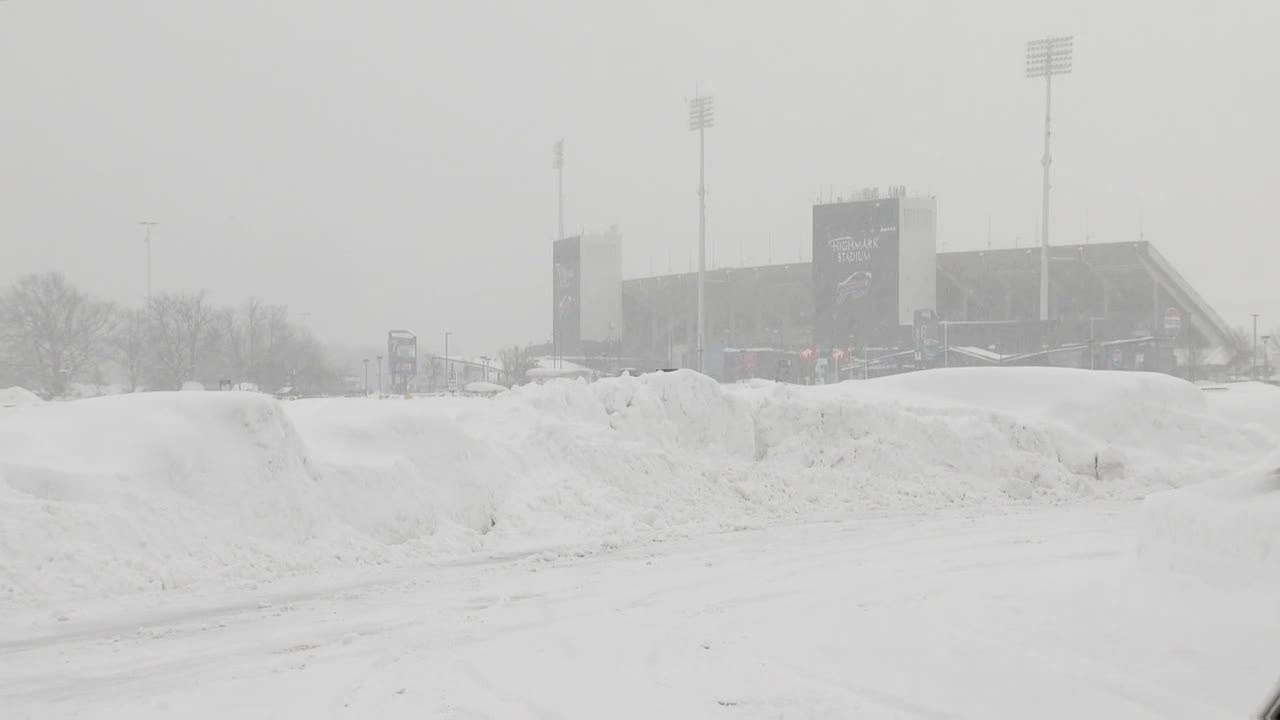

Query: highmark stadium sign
(813, 198), (901, 350)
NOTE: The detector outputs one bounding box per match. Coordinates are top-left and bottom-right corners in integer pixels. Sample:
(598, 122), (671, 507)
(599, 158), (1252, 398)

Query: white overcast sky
(1, 0), (1276, 357)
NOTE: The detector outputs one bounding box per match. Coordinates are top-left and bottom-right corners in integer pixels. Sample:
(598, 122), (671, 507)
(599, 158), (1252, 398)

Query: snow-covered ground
(2, 369), (1278, 717)
(4, 505), (1278, 719)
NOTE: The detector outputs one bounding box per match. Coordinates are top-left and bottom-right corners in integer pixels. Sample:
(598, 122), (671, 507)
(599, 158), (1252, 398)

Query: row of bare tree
(0, 272), (335, 397)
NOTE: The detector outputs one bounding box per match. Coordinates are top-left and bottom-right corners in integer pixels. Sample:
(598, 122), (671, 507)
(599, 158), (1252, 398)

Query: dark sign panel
(553, 236), (582, 357)
(813, 199), (900, 349)
(387, 330), (418, 393)
(912, 309), (939, 365)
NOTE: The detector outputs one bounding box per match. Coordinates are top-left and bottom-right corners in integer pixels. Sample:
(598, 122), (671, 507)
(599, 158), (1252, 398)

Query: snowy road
(5, 503), (1278, 719)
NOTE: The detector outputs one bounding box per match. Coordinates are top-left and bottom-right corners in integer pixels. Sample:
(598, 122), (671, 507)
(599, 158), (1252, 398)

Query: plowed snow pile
(0, 369), (1271, 607)
(1139, 382), (1280, 585)
(0, 386), (43, 407)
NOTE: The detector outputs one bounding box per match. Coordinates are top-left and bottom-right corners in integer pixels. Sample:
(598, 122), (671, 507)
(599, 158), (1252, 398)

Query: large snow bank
(1200, 381), (1280, 438)
(1139, 453), (1280, 585)
(1136, 381), (1280, 585)
(0, 393), (348, 605)
(0, 386), (43, 407)
(855, 367), (1226, 461)
(1, 368), (1271, 608)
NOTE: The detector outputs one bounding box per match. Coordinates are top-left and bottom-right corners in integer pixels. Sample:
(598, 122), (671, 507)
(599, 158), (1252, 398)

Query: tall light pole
(140, 221), (157, 304)
(1263, 335), (1272, 381)
(363, 358), (369, 396)
(1252, 313), (1260, 379)
(688, 93), (714, 374)
(376, 355), (383, 397)
(553, 140), (565, 241)
(1026, 35), (1073, 323)
(444, 331), (452, 393)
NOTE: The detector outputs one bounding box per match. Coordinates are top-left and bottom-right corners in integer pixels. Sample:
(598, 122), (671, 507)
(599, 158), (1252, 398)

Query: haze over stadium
(1, 1), (1278, 718)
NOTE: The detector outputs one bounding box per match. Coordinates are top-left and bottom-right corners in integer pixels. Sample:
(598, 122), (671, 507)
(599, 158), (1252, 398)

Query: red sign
(832, 348), (848, 361)
(800, 347), (816, 361)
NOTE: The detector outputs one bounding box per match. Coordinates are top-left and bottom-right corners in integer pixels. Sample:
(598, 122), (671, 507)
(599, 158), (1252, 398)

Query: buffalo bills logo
(836, 271), (873, 303)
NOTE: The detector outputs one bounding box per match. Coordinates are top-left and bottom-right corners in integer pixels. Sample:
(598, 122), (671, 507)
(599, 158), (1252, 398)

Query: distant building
(552, 226), (623, 362)
(620, 240), (1240, 382)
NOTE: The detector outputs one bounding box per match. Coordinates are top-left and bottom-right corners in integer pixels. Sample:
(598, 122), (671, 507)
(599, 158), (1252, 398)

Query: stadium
(554, 193), (1242, 384)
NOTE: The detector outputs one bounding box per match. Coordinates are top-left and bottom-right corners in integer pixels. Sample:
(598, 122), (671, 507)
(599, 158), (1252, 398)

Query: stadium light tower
(1026, 35), (1073, 322)
(140, 221), (157, 304)
(553, 140), (565, 241)
(688, 94), (714, 373)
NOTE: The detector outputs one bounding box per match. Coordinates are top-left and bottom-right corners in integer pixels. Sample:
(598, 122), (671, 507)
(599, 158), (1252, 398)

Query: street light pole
(1089, 316), (1105, 370)
(1263, 335), (1272, 381)
(140, 221), (157, 304)
(1025, 36), (1073, 323)
(363, 358), (369, 396)
(553, 140), (565, 242)
(444, 331), (452, 393)
(376, 356), (383, 397)
(1252, 313), (1260, 380)
(942, 322), (950, 368)
(688, 94), (714, 374)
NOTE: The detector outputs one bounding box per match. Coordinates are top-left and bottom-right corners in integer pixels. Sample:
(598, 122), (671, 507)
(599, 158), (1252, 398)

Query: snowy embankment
(0, 368), (1272, 607)
(1138, 382), (1280, 585)
(0, 386), (44, 407)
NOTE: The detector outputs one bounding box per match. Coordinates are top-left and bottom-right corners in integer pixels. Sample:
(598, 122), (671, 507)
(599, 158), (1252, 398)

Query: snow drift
(1139, 455), (1280, 585)
(0, 386), (43, 407)
(1138, 382), (1280, 586)
(1, 368), (1271, 607)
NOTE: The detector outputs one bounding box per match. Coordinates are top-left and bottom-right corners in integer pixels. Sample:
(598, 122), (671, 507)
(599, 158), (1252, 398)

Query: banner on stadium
(553, 236), (582, 357)
(813, 198), (901, 349)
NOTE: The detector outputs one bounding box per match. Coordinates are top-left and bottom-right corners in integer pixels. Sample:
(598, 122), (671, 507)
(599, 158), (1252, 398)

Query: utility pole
(1025, 36), (1073, 323)
(140, 221), (157, 304)
(363, 358), (369, 396)
(376, 355), (383, 398)
(688, 93), (715, 374)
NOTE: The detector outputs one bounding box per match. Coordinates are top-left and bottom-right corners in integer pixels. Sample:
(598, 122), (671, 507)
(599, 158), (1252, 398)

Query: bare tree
(148, 292), (216, 389)
(221, 298), (266, 385)
(497, 345), (538, 387)
(111, 308), (152, 392)
(286, 327), (337, 394)
(0, 272), (116, 397)
(1227, 326), (1251, 352)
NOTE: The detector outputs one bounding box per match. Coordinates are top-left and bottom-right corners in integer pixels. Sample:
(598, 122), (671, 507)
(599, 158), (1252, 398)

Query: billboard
(553, 236), (582, 357)
(813, 198), (901, 349)
(578, 228), (623, 344)
(387, 330), (417, 393)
